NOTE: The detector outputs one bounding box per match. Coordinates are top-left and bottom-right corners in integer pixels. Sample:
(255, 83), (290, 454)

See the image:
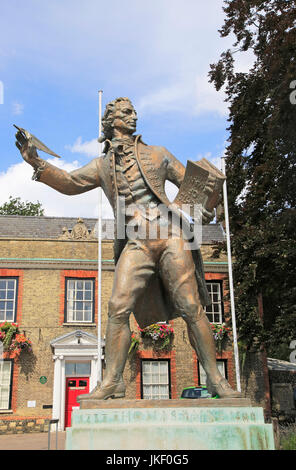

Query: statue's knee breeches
(178, 297), (206, 325)
(108, 295), (132, 323)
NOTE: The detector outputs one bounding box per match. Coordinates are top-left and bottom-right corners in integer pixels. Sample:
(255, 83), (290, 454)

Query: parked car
(180, 386), (217, 399)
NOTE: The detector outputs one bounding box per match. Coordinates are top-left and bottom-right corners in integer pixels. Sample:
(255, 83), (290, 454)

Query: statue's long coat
(37, 135), (211, 328)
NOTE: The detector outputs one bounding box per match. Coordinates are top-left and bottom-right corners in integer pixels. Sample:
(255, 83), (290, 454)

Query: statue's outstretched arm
(15, 130), (101, 195)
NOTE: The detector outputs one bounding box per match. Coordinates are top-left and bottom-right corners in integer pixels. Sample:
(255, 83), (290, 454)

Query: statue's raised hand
(15, 130), (40, 166)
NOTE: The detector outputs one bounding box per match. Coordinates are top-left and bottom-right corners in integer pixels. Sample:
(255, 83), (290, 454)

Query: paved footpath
(0, 431), (66, 450)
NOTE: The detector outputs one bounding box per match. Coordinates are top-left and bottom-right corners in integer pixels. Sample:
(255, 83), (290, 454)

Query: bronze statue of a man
(15, 97), (240, 400)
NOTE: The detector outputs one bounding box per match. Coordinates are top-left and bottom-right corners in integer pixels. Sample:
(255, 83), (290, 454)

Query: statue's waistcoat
(115, 144), (159, 210)
(104, 135), (171, 212)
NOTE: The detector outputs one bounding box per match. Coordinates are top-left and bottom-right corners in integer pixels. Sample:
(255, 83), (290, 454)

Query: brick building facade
(0, 215), (239, 432)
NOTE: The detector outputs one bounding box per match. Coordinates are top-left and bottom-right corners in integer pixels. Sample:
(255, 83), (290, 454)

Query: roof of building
(0, 215), (225, 243)
(267, 357), (296, 372)
(0, 215), (112, 240)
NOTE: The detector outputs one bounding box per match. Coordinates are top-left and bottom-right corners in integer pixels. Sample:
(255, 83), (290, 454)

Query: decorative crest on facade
(59, 218), (95, 240)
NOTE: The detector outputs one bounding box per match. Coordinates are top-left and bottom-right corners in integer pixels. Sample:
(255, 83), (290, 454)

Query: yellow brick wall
(0, 238), (114, 261)
(0, 236), (234, 419)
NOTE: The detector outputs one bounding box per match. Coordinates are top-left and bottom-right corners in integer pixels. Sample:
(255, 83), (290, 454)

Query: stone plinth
(65, 399), (275, 450)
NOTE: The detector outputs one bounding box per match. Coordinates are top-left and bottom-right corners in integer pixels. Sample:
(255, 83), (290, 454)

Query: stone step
(66, 402), (275, 450)
(79, 397), (252, 409)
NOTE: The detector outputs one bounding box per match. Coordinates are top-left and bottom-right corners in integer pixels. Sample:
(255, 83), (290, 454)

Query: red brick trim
(192, 353), (199, 387)
(10, 360), (18, 412)
(135, 348), (177, 400)
(0, 358), (19, 413)
(59, 270), (98, 325)
(205, 273), (228, 281)
(0, 415), (50, 421)
(0, 269), (24, 412)
(205, 273), (230, 321)
(193, 350), (236, 389)
(0, 269), (23, 325)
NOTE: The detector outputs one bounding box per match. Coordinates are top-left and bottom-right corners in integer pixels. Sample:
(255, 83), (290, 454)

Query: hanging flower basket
(211, 323), (231, 351)
(0, 322), (32, 359)
(138, 323), (174, 350)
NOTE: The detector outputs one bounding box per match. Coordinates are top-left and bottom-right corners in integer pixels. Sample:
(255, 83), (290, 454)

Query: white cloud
(66, 137), (99, 158)
(194, 75), (228, 117)
(0, 159), (113, 219)
(1, 1), (232, 117)
(136, 73), (228, 117)
(137, 82), (191, 115)
(12, 101), (24, 115)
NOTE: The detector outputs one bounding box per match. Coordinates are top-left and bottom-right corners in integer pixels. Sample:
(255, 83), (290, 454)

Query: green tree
(209, 0), (296, 359)
(0, 196), (45, 216)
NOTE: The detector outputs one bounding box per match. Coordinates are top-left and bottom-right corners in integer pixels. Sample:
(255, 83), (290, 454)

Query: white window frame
(141, 360), (170, 400)
(0, 360), (13, 410)
(199, 360), (227, 386)
(65, 361), (91, 377)
(205, 281), (224, 323)
(65, 278), (95, 323)
(0, 278), (17, 323)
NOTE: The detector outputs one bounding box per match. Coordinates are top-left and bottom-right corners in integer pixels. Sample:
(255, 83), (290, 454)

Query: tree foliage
(209, 0), (296, 359)
(0, 196), (44, 216)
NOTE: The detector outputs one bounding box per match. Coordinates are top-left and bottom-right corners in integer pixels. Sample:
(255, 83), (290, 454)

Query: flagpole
(97, 90), (103, 384)
(221, 156), (241, 392)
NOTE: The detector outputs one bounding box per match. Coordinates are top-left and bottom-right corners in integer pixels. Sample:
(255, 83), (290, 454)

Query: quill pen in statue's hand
(13, 125), (61, 158)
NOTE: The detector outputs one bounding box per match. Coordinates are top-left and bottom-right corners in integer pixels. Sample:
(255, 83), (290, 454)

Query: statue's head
(100, 97), (137, 141)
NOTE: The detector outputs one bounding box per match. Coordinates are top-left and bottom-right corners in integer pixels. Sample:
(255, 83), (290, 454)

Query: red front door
(65, 377), (89, 428)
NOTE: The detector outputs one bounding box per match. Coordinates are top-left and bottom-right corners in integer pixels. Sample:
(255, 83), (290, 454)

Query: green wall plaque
(39, 376), (47, 384)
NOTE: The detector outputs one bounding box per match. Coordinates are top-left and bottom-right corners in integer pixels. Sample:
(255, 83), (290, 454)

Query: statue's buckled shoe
(207, 377), (241, 399)
(77, 381), (126, 402)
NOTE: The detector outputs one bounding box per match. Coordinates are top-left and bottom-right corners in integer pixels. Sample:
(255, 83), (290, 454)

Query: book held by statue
(173, 158), (226, 215)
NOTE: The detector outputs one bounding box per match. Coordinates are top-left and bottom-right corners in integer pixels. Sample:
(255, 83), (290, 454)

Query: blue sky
(0, 1), (252, 218)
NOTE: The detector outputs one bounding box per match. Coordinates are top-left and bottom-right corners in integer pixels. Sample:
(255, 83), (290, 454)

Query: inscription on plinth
(66, 400), (275, 451)
(72, 406), (262, 426)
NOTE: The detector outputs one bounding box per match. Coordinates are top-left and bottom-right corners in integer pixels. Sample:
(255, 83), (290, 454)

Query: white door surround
(50, 330), (104, 430)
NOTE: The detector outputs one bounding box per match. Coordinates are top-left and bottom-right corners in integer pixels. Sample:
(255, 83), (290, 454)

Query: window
(0, 361), (13, 410)
(205, 281), (224, 323)
(65, 279), (94, 323)
(198, 360), (227, 386)
(0, 278), (17, 322)
(65, 362), (91, 376)
(141, 360), (170, 400)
